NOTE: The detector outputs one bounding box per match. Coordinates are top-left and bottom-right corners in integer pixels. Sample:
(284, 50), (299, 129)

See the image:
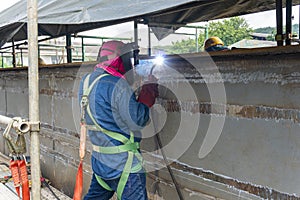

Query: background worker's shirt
(78, 68), (149, 179)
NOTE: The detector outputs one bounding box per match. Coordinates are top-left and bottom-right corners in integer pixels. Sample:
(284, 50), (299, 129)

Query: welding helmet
(97, 41), (139, 75)
(97, 40), (126, 74)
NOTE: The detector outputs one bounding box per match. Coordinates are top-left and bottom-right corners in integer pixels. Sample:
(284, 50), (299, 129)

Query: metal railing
(0, 35), (132, 68)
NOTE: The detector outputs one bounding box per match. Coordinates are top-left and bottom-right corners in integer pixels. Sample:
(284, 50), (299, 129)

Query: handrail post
(1, 52), (3, 68)
(81, 37), (85, 62)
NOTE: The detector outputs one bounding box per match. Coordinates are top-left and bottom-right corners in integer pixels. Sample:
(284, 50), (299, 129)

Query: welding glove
(138, 75), (159, 108)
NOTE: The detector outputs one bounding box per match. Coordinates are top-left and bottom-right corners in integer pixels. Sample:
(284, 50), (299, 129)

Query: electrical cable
(150, 64), (184, 200)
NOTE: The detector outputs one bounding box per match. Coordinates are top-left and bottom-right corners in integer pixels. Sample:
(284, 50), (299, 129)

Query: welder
(78, 40), (158, 200)
(204, 36), (230, 52)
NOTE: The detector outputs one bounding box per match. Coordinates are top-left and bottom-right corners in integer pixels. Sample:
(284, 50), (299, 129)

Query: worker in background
(204, 36), (230, 52)
(78, 40), (158, 200)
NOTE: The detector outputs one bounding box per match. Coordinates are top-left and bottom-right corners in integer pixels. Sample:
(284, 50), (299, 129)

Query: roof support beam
(66, 34), (72, 63)
(286, 0), (292, 45)
(276, 0), (284, 46)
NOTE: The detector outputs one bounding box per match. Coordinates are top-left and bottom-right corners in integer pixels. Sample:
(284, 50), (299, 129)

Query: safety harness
(81, 73), (143, 199)
(3, 118), (30, 200)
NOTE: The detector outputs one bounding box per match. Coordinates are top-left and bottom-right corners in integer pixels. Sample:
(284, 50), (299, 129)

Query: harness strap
(92, 142), (139, 154)
(18, 159), (30, 200)
(10, 159), (20, 197)
(10, 158), (30, 200)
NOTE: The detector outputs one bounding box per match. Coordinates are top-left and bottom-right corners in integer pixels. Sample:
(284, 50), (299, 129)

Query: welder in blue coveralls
(78, 40), (158, 200)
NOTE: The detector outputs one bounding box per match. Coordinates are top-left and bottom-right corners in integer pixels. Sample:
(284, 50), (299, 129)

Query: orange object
(73, 123), (86, 200)
(73, 160), (83, 200)
(18, 159), (30, 200)
(10, 159), (31, 200)
(10, 159), (21, 197)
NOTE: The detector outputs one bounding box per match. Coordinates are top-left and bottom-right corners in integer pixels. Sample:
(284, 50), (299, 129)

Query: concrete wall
(0, 46), (300, 199)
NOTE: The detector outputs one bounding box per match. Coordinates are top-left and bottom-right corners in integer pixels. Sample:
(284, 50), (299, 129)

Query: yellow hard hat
(204, 36), (224, 50)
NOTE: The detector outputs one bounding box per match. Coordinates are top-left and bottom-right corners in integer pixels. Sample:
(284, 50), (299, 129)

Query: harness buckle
(81, 95), (88, 107)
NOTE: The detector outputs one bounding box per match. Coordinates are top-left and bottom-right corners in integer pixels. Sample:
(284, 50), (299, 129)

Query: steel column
(148, 26), (151, 56)
(81, 37), (85, 62)
(286, 0), (292, 45)
(27, 0), (41, 199)
(276, 0), (283, 46)
(12, 39), (16, 68)
(66, 34), (72, 63)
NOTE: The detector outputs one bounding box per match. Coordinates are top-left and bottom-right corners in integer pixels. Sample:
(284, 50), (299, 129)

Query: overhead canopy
(0, 0), (299, 47)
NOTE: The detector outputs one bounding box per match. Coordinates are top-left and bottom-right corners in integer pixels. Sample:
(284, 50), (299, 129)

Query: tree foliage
(200, 17), (253, 47)
(254, 26), (276, 34)
(164, 16), (253, 54)
(165, 38), (197, 54)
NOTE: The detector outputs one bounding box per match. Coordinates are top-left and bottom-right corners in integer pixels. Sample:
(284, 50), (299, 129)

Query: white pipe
(0, 115), (30, 133)
(27, 0), (41, 199)
(0, 115), (13, 125)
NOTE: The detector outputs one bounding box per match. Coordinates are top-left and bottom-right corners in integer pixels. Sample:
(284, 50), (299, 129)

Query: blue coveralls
(78, 68), (149, 200)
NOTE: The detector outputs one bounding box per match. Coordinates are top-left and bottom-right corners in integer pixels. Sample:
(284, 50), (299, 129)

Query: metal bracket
(29, 121), (40, 132)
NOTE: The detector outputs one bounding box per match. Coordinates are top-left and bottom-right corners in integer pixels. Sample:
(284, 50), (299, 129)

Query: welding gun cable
(41, 178), (60, 200)
(150, 109), (184, 200)
(149, 63), (184, 200)
(0, 162), (10, 168)
(150, 109), (161, 198)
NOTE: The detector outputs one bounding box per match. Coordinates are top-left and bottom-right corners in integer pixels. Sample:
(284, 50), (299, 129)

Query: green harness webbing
(82, 73), (143, 199)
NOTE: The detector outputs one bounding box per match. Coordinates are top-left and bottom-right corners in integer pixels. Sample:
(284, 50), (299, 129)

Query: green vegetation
(203, 17), (253, 47)
(254, 24), (299, 41)
(159, 16), (253, 54)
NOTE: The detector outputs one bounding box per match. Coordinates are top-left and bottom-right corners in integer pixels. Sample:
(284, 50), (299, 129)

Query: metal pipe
(20, 49), (24, 67)
(27, 0), (41, 199)
(286, 0), (292, 45)
(81, 37), (84, 62)
(0, 115), (30, 134)
(72, 34), (132, 41)
(66, 34), (72, 63)
(276, 0), (283, 46)
(195, 28), (199, 52)
(134, 20), (138, 45)
(12, 39), (16, 68)
(148, 26), (151, 56)
(1, 53), (3, 68)
(205, 26), (208, 39)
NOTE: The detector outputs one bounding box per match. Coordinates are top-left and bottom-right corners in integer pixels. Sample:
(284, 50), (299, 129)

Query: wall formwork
(0, 46), (300, 199)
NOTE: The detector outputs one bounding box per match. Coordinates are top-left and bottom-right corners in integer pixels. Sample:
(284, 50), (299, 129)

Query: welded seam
(157, 99), (300, 123)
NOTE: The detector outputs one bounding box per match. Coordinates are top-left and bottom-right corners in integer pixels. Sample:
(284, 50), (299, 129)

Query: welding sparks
(153, 55), (164, 66)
